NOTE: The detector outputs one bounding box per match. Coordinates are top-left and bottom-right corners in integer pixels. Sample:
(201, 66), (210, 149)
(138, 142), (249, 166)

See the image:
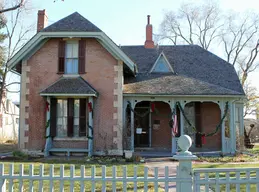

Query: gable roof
(42, 12), (102, 32)
(121, 45), (245, 96)
(150, 52), (174, 73)
(7, 13), (135, 74)
(40, 76), (98, 96)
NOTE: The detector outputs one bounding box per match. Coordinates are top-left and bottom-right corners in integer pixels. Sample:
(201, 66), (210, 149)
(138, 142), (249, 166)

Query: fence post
(173, 135), (197, 192)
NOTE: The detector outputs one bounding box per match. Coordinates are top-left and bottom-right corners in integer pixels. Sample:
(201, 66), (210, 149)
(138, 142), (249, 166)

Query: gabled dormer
(150, 52), (174, 73)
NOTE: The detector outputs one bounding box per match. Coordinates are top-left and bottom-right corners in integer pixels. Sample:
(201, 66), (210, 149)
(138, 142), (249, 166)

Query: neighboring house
(0, 89), (19, 142)
(6, 10), (245, 156)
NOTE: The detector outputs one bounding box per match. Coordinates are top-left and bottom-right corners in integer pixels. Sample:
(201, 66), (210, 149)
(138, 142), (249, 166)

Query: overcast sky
(5, 0), (259, 101)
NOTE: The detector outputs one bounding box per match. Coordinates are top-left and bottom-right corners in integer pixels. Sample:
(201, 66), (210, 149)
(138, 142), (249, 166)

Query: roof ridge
(42, 12), (101, 32)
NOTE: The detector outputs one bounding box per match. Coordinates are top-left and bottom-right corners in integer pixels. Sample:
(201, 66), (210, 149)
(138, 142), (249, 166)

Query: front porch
(123, 96), (244, 156)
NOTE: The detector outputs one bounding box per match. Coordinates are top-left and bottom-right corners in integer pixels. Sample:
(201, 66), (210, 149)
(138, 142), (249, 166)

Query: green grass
(196, 145), (259, 163)
(0, 160), (164, 191)
(193, 163), (259, 192)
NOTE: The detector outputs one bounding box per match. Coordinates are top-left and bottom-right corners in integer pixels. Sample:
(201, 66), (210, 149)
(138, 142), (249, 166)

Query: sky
(5, 0), (259, 101)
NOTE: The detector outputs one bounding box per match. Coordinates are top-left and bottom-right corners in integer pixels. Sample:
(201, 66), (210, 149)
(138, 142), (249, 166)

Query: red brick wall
(52, 140), (88, 148)
(151, 102), (171, 149)
(201, 102), (221, 150)
(26, 38), (117, 151)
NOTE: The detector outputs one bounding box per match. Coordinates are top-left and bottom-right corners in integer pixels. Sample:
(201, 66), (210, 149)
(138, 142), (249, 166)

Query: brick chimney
(144, 15), (154, 49)
(37, 9), (48, 32)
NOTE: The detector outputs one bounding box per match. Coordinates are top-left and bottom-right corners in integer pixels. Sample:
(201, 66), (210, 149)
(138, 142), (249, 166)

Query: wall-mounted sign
(136, 128), (142, 134)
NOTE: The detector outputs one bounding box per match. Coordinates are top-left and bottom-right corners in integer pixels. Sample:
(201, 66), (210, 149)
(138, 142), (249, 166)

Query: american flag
(172, 114), (178, 136)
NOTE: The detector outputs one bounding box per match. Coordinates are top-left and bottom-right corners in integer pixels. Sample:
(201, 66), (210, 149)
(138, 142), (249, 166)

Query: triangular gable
(42, 12), (102, 32)
(150, 52), (174, 73)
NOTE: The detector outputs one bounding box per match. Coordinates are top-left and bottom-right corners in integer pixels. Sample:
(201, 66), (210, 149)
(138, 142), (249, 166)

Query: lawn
(193, 163), (259, 192)
(0, 159), (163, 192)
(196, 145), (259, 163)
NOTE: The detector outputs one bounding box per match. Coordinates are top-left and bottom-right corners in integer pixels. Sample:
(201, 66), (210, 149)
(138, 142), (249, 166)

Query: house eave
(40, 93), (97, 97)
(123, 93), (246, 98)
(7, 31), (135, 73)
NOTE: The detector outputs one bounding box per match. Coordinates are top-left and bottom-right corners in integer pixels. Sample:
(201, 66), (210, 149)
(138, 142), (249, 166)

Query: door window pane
(73, 99), (79, 137)
(57, 100), (67, 137)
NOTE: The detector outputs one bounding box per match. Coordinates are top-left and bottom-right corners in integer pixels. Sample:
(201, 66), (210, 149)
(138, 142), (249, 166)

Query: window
(153, 56), (170, 72)
(57, 99), (68, 137)
(16, 118), (19, 124)
(5, 117), (8, 125)
(56, 99), (85, 138)
(65, 41), (78, 74)
(6, 100), (9, 112)
(150, 53), (174, 73)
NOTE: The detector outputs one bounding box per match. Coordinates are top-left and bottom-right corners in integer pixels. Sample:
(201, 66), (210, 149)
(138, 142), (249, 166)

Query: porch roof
(121, 45), (245, 95)
(40, 76), (98, 97)
(123, 74), (243, 96)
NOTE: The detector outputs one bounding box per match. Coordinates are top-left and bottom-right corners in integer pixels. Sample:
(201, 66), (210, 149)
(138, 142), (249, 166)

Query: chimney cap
(147, 15), (151, 25)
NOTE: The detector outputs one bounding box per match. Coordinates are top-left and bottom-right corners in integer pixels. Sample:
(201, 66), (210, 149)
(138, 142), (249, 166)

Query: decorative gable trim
(149, 52), (174, 73)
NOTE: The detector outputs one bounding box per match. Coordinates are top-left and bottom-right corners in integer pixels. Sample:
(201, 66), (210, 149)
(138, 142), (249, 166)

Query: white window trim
(149, 52), (174, 73)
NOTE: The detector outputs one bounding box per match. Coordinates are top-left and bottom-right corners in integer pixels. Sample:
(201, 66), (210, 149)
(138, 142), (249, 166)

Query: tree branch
(0, 0), (24, 14)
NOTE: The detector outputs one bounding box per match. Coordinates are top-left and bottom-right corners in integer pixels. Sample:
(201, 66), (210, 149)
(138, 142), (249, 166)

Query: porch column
(180, 101), (185, 136)
(88, 97), (93, 157)
(130, 100), (135, 151)
(44, 97), (52, 157)
(170, 100), (177, 154)
(220, 101), (226, 154)
(239, 103), (244, 149)
(229, 101), (236, 154)
(122, 100), (127, 151)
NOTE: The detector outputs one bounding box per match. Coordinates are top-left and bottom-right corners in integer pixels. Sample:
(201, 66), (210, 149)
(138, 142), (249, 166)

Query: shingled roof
(40, 76), (98, 96)
(121, 45), (245, 96)
(124, 74), (242, 95)
(41, 12), (101, 32)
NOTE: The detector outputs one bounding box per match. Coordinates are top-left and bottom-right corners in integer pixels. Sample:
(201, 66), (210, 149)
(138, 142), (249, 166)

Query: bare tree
(222, 12), (259, 87)
(0, 0), (24, 14)
(159, 1), (259, 118)
(159, 1), (222, 50)
(243, 82), (259, 117)
(0, 1), (33, 109)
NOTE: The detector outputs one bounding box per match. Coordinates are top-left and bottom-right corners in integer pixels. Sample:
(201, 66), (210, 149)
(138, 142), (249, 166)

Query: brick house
(7, 10), (245, 156)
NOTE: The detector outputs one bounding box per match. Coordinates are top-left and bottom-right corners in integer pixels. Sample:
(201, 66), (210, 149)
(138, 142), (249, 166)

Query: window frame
(56, 98), (87, 138)
(150, 52), (174, 73)
(65, 40), (79, 74)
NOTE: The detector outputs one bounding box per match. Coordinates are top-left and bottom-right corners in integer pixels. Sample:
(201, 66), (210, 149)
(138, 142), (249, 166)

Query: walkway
(145, 158), (178, 192)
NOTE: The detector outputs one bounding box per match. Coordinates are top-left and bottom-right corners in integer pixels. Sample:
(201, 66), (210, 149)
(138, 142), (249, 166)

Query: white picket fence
(0, 163), (259, 191)
(0, 163), (181, 192)
(193, 168), (259, 192)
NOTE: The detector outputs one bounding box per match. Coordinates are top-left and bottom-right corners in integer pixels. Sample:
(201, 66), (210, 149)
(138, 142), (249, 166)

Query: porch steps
(49, 148), (89, 157)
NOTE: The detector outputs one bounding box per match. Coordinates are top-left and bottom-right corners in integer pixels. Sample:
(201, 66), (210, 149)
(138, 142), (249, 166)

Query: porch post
(229, 101), (236, 154)
(180, 101), (185, 136)
(130, 100), (135, 151)
(232, 102), (237, 153)
(88, 97), (94, 157)
(239, 103), (244, 149)
(123, 100), (127, 151)
(220, 101), (226, 154)
(170, 100), (177, 154)
(44, 96), (52, 157)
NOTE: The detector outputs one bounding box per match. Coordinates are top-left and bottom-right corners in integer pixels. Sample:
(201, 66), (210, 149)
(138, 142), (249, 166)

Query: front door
(134, 107), (150, 147)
